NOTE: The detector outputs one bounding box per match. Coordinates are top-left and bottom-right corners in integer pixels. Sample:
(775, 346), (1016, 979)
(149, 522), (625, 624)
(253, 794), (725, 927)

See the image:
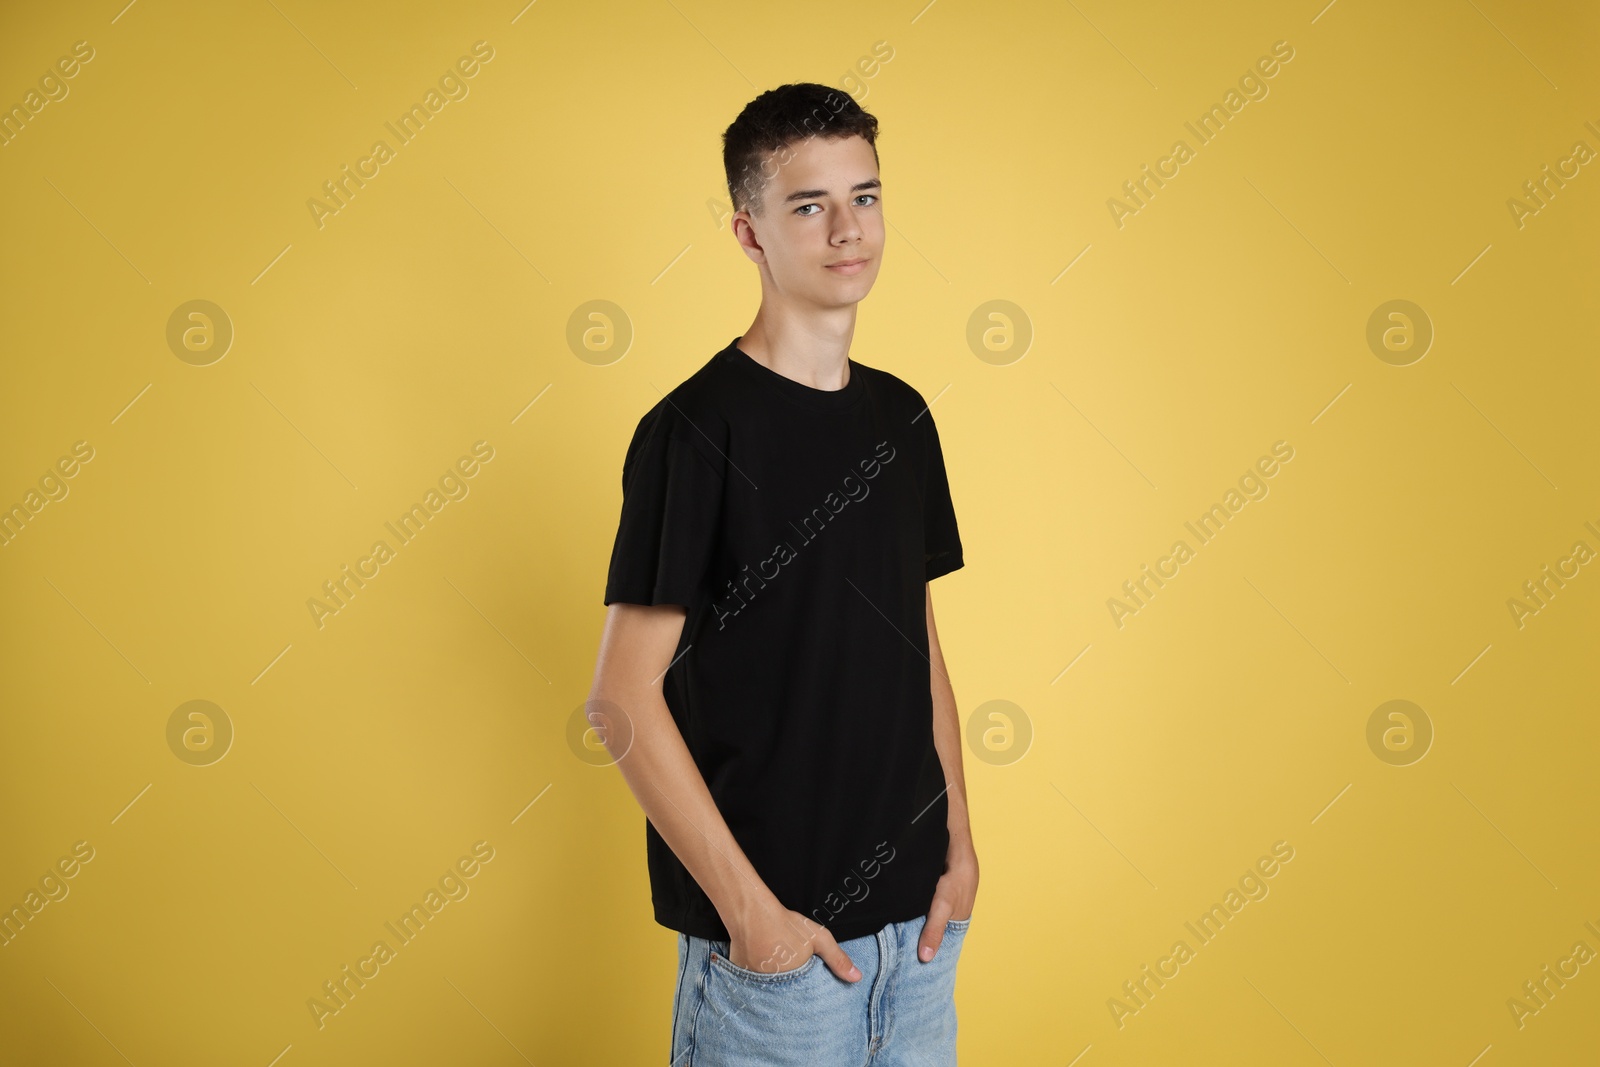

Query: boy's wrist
(716, 881), (782, 937)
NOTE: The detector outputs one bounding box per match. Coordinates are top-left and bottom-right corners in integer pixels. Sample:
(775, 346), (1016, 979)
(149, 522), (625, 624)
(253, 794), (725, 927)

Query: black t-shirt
(603, 335), (965, 944)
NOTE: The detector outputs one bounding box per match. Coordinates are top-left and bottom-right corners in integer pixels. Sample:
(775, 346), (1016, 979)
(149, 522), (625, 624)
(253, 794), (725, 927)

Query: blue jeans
(670, 912), (970, 1066)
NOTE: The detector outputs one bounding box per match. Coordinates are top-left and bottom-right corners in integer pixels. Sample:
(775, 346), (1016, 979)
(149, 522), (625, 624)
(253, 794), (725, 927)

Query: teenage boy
(588, 83), (977, 1065)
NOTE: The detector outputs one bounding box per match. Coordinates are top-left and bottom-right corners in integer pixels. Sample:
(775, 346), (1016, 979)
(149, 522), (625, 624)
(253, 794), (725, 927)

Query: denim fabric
(670, 912), (970, 1066)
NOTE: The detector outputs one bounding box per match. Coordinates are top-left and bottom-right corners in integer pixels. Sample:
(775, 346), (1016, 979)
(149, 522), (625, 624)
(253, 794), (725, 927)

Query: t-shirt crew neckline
(722, 335), (866, 411)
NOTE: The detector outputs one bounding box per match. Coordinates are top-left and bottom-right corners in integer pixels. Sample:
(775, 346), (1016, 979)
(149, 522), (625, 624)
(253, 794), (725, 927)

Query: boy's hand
(919, 833), (979, 962)
(726, 901), (862, 982)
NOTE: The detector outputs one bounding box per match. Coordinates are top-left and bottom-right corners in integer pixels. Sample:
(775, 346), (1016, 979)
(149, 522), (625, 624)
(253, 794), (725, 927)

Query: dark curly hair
(722, 83), (880, 217)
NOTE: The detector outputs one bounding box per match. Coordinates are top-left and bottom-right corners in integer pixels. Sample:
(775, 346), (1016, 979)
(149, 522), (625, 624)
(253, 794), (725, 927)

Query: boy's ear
(734, 218), (767, 264)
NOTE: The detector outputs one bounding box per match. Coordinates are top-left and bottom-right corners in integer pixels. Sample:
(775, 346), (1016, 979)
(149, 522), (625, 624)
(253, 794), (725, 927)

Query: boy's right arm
(587, 602), (860, 982)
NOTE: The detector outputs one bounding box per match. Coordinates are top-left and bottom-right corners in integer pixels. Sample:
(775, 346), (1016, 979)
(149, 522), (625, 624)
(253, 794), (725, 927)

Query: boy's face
(734, 133), (883, 309)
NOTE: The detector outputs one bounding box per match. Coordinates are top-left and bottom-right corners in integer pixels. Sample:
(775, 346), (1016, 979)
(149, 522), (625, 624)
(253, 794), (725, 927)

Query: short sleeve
(603, 404), (725, 608)
(919, 408), (964, 582)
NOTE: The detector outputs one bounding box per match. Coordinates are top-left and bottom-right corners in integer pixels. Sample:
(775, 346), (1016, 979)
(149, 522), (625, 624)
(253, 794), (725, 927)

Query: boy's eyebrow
(782, 179), (881, 204)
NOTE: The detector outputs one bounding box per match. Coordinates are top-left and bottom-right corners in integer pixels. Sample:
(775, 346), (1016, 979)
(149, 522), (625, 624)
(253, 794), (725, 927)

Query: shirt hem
(603, 584), (699, 608)
(655, 903), (939, 945)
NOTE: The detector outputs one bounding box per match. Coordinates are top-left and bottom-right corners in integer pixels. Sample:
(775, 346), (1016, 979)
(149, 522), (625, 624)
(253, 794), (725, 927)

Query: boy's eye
(795, 195), (878, 216)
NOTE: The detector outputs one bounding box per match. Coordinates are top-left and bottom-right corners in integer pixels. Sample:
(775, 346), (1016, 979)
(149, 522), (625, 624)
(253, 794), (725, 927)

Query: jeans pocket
(709, 945), (821, 985)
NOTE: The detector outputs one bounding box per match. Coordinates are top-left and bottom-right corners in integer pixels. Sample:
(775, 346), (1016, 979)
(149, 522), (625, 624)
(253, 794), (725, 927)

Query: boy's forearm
(925, 585), (972, 848)
(931, 667), (971, 845)
(592, 682), (779, 930)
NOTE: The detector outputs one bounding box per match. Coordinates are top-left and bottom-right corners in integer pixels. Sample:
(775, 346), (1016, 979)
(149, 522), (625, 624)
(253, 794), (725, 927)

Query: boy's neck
(736, 312), (856, 391)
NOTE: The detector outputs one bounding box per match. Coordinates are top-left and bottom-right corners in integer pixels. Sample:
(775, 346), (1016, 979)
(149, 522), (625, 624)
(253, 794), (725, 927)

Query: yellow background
(2, 0), (1597, 1063)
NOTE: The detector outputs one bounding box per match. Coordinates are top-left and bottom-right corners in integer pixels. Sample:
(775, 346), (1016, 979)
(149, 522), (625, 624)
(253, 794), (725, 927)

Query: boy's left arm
(919, 581), (979, 963)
